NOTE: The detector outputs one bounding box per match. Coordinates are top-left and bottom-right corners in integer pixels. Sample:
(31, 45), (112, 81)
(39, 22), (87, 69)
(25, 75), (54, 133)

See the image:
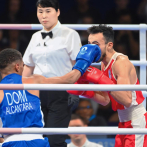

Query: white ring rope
(92, 60), (147, 66)
(1, 84), (147, 97)
(0, 127), (147, 135)
(0, 24), (147, 30)
(0, 84), (147, 91)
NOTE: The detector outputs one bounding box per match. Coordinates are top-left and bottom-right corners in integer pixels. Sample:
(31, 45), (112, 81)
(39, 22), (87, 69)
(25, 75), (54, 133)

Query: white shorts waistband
(117, 103), (146, 122)
(4, 134), (44, 143)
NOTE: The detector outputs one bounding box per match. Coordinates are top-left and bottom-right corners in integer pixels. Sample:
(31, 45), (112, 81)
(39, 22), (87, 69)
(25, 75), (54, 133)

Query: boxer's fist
(82, 66), (114, 84)
(67, 79), (89, 95)
(73, 44), (101, 75)
(67, 77), (94, 99)
(67, 82), (85, 95)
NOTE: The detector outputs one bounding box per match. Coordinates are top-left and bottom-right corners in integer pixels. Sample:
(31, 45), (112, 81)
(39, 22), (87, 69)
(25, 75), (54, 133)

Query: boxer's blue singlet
(0, 73), (44, 128)
(0, 74), (50, 147)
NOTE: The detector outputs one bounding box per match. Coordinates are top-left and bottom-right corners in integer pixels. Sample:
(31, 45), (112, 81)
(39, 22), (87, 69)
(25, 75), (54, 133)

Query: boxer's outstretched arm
(22, 69), (81, 84)
(55, 69), (81, 84)
(23, 44), (101, 84)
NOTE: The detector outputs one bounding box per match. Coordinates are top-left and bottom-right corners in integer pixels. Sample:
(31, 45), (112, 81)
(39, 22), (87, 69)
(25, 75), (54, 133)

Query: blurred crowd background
(0, 0), (146, 60)
(0, 0), (147, 141)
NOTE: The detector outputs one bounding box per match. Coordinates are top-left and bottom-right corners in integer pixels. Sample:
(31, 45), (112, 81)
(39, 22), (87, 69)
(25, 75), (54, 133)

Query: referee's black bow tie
(41, 31), (53, 39)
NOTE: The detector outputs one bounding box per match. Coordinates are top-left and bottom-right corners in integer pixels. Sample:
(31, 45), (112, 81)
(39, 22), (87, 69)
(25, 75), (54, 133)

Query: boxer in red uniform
(68, 24), (147, 147)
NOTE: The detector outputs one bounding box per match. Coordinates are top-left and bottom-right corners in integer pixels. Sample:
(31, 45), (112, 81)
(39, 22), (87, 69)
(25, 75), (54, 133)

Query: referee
(22, 0), (81, 147)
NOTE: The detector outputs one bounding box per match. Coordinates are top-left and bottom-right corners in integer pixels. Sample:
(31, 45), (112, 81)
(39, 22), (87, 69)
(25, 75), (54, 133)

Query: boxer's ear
(107, 42), (113, 50)
(15, 63), (19, 72)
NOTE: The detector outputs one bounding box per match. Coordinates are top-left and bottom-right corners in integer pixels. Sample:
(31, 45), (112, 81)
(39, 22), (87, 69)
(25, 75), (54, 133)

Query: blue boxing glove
(73, 44), (101, 75)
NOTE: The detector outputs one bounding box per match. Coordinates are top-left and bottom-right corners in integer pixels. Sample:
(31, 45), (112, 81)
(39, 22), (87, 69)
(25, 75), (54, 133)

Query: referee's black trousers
(40, 91), (79, 147)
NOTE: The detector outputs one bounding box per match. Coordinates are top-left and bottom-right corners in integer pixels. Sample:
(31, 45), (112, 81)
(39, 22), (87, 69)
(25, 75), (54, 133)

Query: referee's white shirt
(67, 139), (103, 147)
(23, 21), (81, 77)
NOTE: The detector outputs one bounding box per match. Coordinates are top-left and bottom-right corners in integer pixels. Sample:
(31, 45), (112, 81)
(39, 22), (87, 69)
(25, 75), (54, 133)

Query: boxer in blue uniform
(0, 45), (101, 147)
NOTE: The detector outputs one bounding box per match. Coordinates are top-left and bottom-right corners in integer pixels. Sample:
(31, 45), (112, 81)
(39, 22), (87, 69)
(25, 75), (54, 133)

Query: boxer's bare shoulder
(112, 54), (136, 84)
(116, 54), (129, 61)
(113, 54), (132, 72)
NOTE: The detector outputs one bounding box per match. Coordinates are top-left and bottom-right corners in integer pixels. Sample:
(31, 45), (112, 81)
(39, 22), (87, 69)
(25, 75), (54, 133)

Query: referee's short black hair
(36, 0), (59, 11)
(88, 24), (114, 44)
(0, 49), (22, 71)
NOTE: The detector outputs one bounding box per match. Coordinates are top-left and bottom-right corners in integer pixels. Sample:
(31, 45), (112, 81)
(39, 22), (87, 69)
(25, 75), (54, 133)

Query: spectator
(0, 0), (23, 24)
(97, 103), (119, 127)
(75, 99), (107, 126)
(137, 0), (147, 23)
(1, 30), (28, 56)
(79, 15), (94, 45)
(68, 114), (103, 147)
(114, 10), (139, 60)
(105, 0), (138, 24)
(62, 0), (102, 24)
(0, 30), (7, 52)
(0, 0), (26, 50)
(114, 41), (128, 55)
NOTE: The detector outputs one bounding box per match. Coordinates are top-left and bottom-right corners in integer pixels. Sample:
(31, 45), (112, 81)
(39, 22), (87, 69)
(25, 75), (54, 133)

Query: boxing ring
(0, 24), (147, 137)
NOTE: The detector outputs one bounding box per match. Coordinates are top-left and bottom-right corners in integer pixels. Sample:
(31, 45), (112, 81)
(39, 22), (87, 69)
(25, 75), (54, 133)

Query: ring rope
(92, 60), (147, 66)
(0, 127), (147, 135)
(0, 84), (147, 91)
(0, 24), (146, 30)
(1, 84), (147, 97)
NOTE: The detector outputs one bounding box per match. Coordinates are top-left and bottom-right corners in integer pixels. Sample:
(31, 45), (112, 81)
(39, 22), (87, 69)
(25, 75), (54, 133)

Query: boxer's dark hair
(0, 49), (22, 70)
(70, 114), (87, 125)
(88, 24), (114, 44)
(36, 0), (59, 11)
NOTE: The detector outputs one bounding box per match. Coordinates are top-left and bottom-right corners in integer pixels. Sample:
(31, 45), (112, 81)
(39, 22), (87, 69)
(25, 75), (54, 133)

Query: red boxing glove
(82, 66), (114, 84)
(67, 78), (94, 98)
(67, 81), (85, 96)
(81, 91), (95, 98)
